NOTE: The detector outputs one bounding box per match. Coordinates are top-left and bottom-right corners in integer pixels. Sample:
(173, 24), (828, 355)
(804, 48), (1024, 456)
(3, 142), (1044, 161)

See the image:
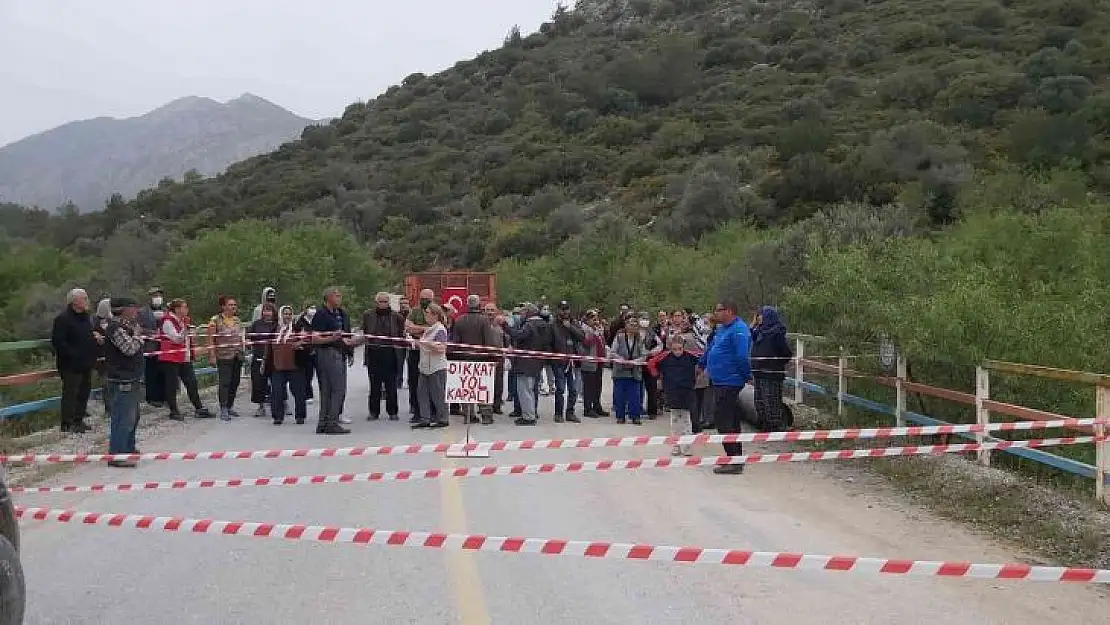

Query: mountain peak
(0, 94), (313, 211)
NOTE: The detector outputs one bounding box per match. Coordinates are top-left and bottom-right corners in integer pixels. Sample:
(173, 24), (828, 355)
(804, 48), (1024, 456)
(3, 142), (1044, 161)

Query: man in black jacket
(51, 287), (98, 433)
(362, 292), (405, 421)
(508, 304), (557, 426)
(550, 300), (585, 422)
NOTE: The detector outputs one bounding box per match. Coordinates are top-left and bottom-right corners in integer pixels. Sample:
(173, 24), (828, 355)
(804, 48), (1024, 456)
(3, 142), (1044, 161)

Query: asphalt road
(17, 362), (1108, 624)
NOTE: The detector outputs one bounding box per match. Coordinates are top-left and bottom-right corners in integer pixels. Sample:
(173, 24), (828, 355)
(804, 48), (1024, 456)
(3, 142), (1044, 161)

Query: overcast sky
(0, 0), (562, 146)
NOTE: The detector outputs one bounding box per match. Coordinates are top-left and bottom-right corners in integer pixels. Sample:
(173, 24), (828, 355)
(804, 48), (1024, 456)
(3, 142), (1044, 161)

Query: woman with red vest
(160, 298), (215, 420)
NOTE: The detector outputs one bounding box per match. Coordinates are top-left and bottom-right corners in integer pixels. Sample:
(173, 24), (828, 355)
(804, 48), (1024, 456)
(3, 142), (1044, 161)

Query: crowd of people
(50, 283), (795, 471)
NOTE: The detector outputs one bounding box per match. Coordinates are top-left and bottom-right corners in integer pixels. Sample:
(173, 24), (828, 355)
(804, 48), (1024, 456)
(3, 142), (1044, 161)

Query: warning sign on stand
(446, 361), (497, 404)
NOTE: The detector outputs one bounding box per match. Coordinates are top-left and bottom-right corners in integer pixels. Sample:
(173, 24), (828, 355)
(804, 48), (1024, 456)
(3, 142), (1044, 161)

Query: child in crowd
(648, 334), (702, 456)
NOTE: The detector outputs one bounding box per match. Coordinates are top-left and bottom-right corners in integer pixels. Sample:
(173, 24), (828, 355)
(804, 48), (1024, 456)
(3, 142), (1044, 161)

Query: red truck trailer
(403, 272), (498, 313)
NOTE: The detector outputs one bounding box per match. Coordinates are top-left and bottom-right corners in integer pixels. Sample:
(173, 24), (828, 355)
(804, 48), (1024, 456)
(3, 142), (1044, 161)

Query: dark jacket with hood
(750, 306), (792, 378)
(509, 314), (557, 378)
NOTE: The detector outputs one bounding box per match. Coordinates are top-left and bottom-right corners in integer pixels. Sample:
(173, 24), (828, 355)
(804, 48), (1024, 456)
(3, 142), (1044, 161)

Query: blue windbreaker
(698, 317), (752, 387)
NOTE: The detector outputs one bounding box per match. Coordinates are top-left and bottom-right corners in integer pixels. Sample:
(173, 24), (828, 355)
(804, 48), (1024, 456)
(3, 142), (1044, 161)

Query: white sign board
(446, 361), (497, 404)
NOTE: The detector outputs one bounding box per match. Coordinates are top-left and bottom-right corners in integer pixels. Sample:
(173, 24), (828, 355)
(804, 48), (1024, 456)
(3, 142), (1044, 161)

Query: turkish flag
(441, 287), (467, 320)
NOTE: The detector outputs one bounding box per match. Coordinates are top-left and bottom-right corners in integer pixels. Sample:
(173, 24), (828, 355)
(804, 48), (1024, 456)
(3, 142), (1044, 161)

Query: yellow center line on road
(438, 428), (492, 625)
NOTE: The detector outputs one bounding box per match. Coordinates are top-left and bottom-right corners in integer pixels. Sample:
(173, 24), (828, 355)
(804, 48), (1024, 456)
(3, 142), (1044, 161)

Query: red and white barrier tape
(11, 437), (1095, 495)
(1, 420), (1099, 465)
(14, 505), (1109, 582)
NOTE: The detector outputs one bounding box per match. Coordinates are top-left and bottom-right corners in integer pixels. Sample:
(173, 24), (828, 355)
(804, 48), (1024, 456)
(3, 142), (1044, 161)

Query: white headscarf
(276, 305), (296, 343)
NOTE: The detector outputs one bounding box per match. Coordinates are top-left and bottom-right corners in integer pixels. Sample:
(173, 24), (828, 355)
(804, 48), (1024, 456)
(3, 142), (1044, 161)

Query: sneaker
(430, 421), (450, 428)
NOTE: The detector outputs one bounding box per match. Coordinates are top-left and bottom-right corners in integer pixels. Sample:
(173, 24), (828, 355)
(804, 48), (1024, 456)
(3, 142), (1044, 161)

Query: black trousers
(250, 357), (270, 405)
(164, 362), (204, 415)
(303, 354), (315, 400)
(493, 364), (505, 410)
(712, 385), (744, 456)
(144, 355), (166, 403)
(60, 368), (92, 426)
(217, 358), (242, 409)
(368, 366), (399, 417)
(581, 369), (603, 412)
(407, 349), (421, 416)
(643, 369), (659, 415)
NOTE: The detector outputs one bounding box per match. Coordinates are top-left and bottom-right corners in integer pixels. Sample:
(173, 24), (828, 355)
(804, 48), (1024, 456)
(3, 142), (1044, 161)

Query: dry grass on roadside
(789, 401), (1110, 570)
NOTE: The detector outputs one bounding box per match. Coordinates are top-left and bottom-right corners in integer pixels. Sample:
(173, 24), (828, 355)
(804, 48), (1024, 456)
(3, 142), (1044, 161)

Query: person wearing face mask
(404, 288), (437, 424)
(362, 291), (405, 421)
(137, 287), (168, 408)
(638, 313), (664, 418)
(295, 302), (317, 402)
(252, 286), (278, 323)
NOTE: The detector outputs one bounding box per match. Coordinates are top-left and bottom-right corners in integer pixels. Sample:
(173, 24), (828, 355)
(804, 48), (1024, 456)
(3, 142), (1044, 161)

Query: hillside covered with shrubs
(2, 0), (1110, 418)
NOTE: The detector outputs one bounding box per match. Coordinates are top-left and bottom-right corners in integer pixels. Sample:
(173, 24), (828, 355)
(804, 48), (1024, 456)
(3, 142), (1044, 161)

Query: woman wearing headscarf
(750, 306), (793, 431)
(265, 305), (308, 425)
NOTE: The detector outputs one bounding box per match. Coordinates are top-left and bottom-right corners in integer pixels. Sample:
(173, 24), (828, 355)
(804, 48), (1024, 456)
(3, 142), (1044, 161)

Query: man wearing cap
(102, 297), (145, 468)
(137, 287), (167, 408)
(550, 300), (584, 423)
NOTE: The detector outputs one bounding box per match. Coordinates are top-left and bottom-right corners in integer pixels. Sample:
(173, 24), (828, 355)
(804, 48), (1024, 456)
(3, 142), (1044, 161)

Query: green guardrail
(0, 339), (50, 352)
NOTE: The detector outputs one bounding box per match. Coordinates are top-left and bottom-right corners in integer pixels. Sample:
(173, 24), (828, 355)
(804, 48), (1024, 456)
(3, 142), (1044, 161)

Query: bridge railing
(0, 332), (218, 423)
(788, 335), (1110, 505)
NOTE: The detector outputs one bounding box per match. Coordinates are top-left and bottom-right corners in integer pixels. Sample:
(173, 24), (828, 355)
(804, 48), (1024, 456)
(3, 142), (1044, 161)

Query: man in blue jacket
(698, 299), (752, 475)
